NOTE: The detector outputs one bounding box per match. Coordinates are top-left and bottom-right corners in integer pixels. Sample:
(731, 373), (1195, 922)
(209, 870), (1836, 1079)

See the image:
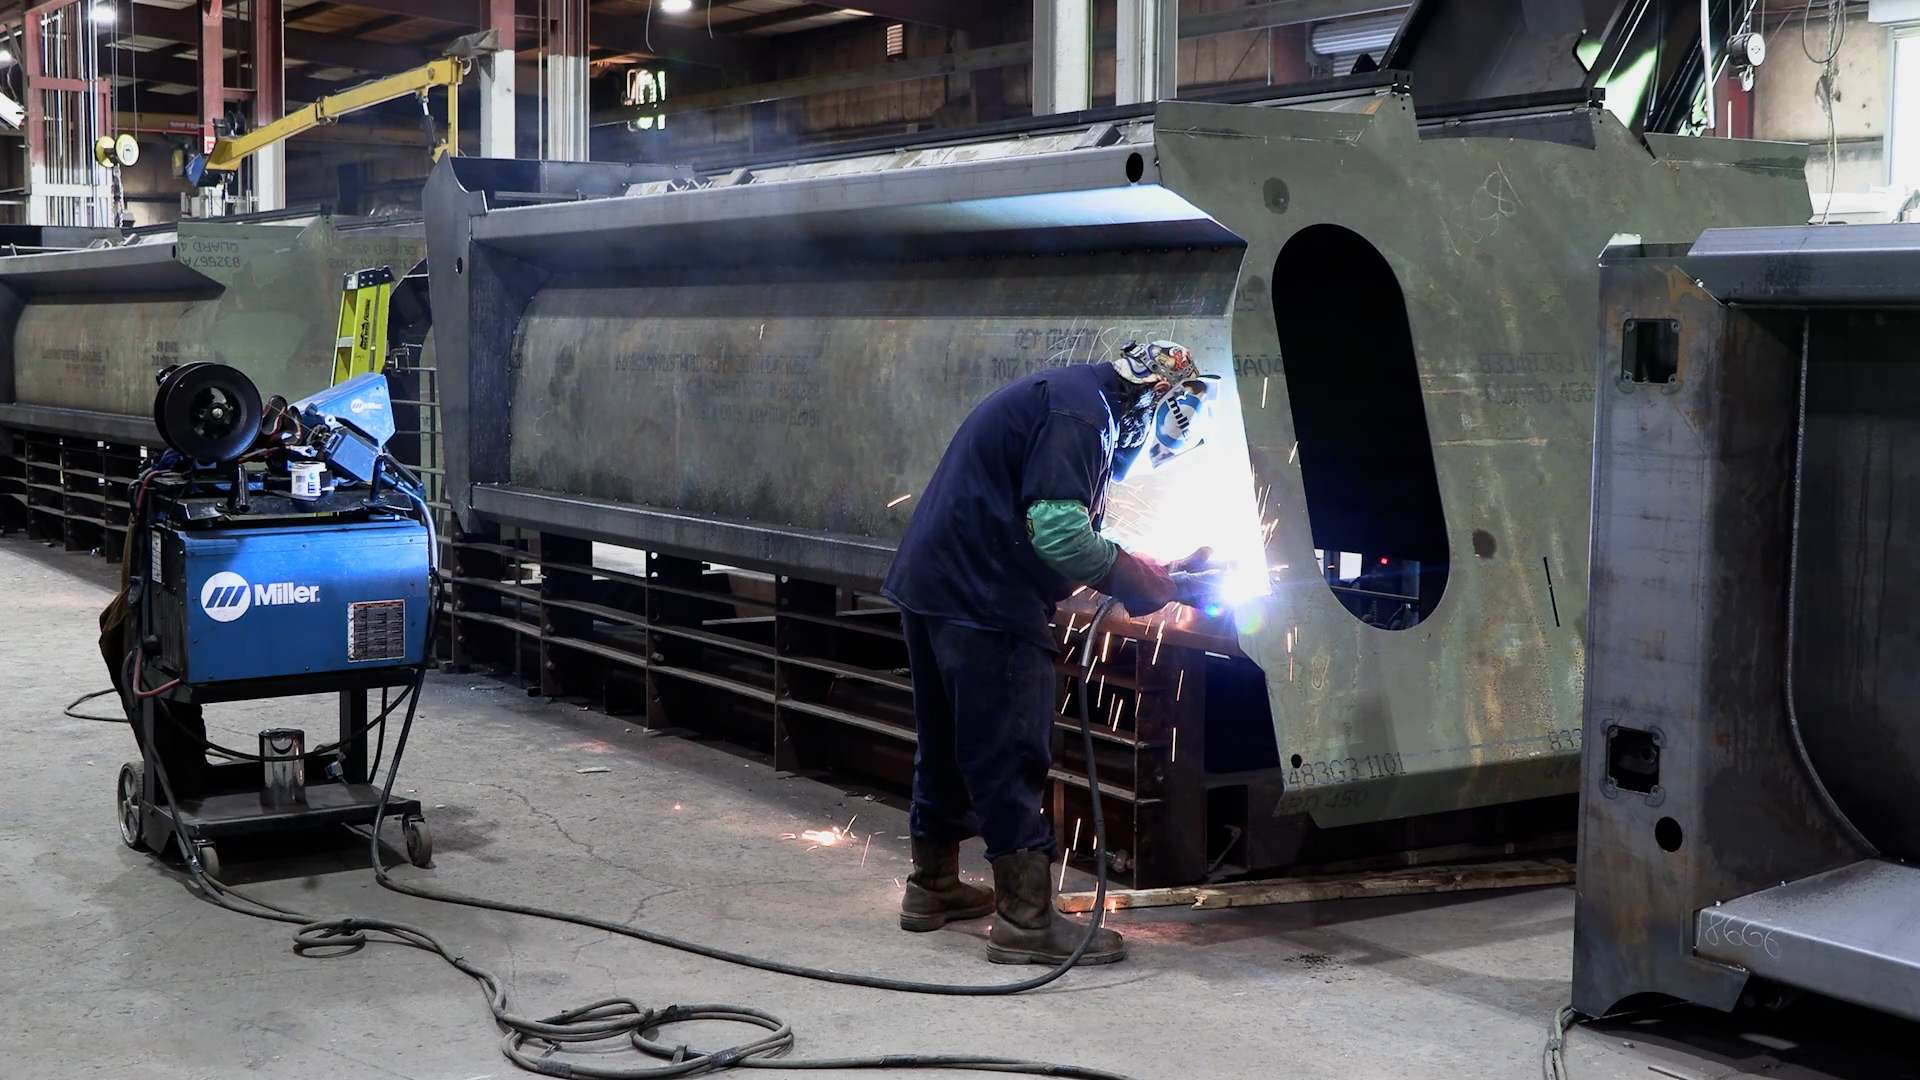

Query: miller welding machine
(115, 361), (436, 878)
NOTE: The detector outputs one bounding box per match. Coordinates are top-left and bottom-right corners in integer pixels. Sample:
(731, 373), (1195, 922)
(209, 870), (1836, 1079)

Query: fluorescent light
(90, 3), (116, 24)
(659, 0), (693, 13)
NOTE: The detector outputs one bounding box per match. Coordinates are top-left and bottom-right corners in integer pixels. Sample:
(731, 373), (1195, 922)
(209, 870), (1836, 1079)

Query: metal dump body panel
(1, 218), (425, 426)
(1145, 100), (1810, 825)
(15, 298), (221, 417)
(1574, 229), (1920, 1020)
(430, 94), (1810, 837)
(508, 250), (1242, 547)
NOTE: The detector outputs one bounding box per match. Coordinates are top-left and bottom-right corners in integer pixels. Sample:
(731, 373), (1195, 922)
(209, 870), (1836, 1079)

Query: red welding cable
(130, 650), (181, 699)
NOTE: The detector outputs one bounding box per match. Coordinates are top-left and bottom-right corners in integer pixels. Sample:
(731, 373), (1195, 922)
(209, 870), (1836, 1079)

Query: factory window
(1272, 224), (1450, 629)
(886, 23), (906, 60)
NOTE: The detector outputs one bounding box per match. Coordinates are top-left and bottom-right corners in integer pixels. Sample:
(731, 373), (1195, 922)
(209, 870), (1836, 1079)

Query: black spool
(153, 362), (263, 464)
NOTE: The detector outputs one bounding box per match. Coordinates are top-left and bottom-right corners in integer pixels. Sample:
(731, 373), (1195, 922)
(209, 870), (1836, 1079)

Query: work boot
(986, 849), (1126, 965)
(900, 839), (995, 932)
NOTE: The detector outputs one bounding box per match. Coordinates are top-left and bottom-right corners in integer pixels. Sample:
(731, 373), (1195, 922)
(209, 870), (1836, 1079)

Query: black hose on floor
(138, 599), (1135, 1079)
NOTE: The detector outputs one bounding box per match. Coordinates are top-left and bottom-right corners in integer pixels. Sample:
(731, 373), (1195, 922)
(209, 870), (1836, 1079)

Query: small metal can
(289, 461), (326, 499)
(260, 728), (307, 807)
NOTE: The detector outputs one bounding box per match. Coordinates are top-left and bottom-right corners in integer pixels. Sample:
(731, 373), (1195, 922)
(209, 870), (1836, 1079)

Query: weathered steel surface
(1574, 251), (1853, 1017)
(0, 402), (159, 444)
(2, 219), (425, 422)
(1577, 229), (1920, 1021)
(507, 256), (1241, 544)
(430, 91), (1809, 840)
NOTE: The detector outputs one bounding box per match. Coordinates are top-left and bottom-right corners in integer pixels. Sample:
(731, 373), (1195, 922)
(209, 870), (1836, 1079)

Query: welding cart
(115, 361), (436, 878)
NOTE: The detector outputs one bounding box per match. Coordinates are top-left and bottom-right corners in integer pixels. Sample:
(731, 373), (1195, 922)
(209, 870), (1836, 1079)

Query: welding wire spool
(153, 362), (264, 464)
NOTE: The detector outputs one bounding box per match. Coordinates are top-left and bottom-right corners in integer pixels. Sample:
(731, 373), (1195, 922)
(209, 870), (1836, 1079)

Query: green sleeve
(1026, 499), (1119, 584)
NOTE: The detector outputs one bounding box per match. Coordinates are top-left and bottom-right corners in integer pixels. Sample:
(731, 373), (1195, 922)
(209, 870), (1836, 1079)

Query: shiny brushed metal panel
(1695, 861), (1920, 1023)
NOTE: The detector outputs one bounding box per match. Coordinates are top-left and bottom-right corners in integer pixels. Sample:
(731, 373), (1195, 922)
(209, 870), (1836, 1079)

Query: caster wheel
(403, 817), (433, 868)
(193, 841), (221, 881)
(117, 762), (148, 852)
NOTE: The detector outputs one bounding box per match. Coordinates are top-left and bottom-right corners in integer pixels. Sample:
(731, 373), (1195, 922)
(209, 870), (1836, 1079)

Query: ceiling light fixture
(659, 0), (693, 14)
(90, 3), (116, 25)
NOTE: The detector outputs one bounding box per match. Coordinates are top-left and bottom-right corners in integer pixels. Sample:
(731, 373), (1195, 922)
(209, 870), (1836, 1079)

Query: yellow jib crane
(187, 30), (496, 185)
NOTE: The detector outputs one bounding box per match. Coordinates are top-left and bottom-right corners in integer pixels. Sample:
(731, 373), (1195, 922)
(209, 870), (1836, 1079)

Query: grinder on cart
(103, 361), (437, 879)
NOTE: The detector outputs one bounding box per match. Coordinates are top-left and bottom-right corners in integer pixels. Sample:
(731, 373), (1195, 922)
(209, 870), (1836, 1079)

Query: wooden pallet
(1056, 857), (1574, 913)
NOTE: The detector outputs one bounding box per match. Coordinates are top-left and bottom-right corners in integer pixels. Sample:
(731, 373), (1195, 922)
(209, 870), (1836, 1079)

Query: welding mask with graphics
(1145, 375), (1219, 469)
(1113, 340), (1219, 472)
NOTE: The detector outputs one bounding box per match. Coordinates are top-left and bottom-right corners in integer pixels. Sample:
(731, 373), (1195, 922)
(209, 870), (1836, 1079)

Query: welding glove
(1095, 549), (1178, 616)
(1171, 569), (1228, 610)
(1165, 547), (1216, 574)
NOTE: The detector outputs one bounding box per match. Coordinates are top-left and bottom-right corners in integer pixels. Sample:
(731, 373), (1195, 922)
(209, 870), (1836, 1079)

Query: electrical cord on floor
(87, 653), (420, 764)
(65, 688), (125, 723)
(1542, 1004), (1579, 1080)
(133, 600), (1138, 1078)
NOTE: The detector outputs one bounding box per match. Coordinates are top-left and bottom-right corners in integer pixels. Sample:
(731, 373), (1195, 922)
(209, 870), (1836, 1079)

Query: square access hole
(1607, 726), (1661, 794)
(1622, 318), (1680, 384)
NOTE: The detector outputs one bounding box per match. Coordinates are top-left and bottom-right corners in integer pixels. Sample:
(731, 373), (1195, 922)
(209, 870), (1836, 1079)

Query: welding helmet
(1114, 340), (1220, 471)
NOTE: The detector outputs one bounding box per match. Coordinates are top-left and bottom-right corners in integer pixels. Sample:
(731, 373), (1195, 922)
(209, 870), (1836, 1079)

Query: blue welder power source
(153, 518), (430, 685)
(118, 358), (437, 874)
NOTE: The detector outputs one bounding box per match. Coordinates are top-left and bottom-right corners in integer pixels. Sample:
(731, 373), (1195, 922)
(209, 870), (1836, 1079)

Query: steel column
(1115, 0), (1177, 105)
(1032, 0), (1090, 115)
(544, 0), (587, 161)
(23, 10), (44, 225)
(252, 0), (284, 211)
(201, 0), (223, 156)
(479, 0), (515, 158)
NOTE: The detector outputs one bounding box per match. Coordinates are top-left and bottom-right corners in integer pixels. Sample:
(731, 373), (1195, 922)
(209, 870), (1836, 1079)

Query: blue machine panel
(165, 517), (429, 685)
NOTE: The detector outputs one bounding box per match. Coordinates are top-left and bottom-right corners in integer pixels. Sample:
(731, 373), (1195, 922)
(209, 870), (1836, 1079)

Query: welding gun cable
(64, 688), (126, 723)
(132, 664), (1137, 1080)
(1782, 326), (1878, 858)
(118, 472), (1135, 1074)
(362, 601), (1121, 999)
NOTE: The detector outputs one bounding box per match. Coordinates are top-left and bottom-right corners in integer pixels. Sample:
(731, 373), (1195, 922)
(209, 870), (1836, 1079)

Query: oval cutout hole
(1273, 224), (1451, 630)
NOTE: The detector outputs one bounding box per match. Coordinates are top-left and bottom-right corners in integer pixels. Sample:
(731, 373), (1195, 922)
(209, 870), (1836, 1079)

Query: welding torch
(1164, 547), (1231, 612)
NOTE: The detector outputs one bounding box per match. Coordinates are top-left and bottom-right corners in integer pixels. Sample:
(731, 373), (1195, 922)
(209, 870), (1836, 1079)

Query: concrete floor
(2, 536), (1913, 1080)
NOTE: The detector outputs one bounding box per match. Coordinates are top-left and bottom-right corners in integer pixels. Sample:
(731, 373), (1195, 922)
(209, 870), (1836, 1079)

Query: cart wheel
(193, 841), (221, 881)
(117, 762), (148, 852)
(403, 817), (433, 868)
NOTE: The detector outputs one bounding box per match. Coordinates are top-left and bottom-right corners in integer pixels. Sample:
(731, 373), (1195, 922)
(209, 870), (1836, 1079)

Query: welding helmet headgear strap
(1114, 340), (1198, 386)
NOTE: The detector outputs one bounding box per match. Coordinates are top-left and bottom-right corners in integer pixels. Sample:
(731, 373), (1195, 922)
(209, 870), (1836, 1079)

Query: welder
(882, 340), (1219, 966)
